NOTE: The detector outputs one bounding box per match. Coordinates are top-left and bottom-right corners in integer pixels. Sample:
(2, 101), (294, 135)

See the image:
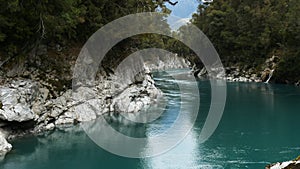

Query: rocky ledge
(266, 156), (300, 169)
(0, 54), (190, 158)
(194, 55), (281, 84)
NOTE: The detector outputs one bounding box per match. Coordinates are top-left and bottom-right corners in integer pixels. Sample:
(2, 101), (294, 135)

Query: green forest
(0, 0), (169, 58)
(192, 0), (300, 83)
(0, 0), (299, 84)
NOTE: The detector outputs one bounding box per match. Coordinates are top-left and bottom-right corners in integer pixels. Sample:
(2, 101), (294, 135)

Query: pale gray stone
(45, 123), (55, 130)
(0, 130), (12, 157)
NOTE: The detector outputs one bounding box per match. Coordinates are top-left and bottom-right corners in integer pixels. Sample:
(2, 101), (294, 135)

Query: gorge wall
(0, 51), (191, 158)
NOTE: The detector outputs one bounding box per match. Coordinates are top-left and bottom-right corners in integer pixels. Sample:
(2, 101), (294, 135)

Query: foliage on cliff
(1, 0), (300, 83)
(192, 0), (300, 83)
(0, 0), (172, 62)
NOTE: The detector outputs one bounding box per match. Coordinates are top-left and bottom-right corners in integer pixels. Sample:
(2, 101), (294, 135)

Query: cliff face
(0, 51), (191, 158)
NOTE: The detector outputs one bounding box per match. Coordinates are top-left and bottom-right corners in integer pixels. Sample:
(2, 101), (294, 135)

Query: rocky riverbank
(266, 156), (300, 169)
(0, 50), (298, 161)
(0, 53), (190, 158)
(194, 55), (289, 84)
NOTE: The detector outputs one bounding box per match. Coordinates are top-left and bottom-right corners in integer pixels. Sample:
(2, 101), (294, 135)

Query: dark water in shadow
(1, 70), (300, 169)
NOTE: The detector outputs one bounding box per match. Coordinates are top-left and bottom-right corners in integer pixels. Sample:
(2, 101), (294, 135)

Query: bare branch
(0, 56), (14, 69)
(164, 0), (178, 6)
(39, 14), (45, 39)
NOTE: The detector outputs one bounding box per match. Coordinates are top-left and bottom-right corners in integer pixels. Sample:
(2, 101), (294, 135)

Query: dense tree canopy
(0, 0), (172, 57)
(192, 0), (300, 83)
(0, 0), (299, 83)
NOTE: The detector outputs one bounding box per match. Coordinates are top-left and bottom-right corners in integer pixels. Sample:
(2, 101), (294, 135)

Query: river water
(1, 70), (300, 169)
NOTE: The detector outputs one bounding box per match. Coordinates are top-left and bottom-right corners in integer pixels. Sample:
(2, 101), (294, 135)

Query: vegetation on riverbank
(192, 0), (300, 84)
(0, 0), (299, 84)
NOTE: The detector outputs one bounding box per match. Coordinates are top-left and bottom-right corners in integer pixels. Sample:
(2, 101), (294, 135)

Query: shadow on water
(9, 136), (39, 156)
(1, 125), (144, 169)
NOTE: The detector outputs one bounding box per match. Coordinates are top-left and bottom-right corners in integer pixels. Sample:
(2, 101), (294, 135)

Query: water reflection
(143, 132), (201, 169)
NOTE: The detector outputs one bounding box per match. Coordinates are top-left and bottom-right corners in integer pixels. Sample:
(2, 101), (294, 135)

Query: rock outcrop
(266, 156), (300, 169)
(0, 80), (38, 122)
(0, 129), (12, 158)
(260, 55), (279, 83)
(296, 80), (300, 86)
(195, 55), (281, 83)
(0, 53), (190, 158)
(144, 54), (191, 71)
(111, 73), (162, 114)
(196, 65), (259, 82)
(224, 66), (262, 82)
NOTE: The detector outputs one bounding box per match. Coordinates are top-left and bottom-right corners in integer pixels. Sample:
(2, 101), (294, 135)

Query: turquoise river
(1, 70), (300, 169)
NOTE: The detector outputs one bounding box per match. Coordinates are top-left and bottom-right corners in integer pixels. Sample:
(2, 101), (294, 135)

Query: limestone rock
(197, 67), (208, 77)
(266, 160), (300, 169)
(111, 74), (162, 114)
(143, 54), (190, 71)
(74, 102), (97, 122)
(0, 130), (12, 157)
(45, 123), (55, 130)
(0, 80), (39, 122)
(55, 116), (74, 125)
(0, 88), (18, 109)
